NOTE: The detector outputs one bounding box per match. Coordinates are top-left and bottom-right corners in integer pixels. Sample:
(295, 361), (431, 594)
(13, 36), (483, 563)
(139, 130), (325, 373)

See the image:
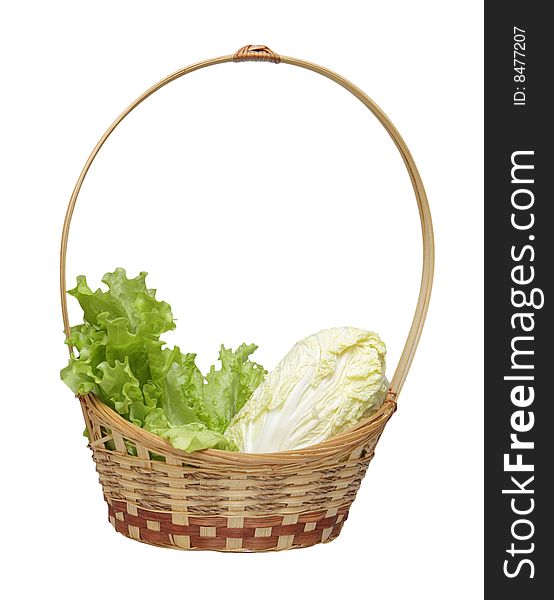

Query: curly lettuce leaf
(160, 424), (238, 452)
(162, 353), (208, 426)
(96, 357), (144, 417)
(203, 344), (266, 433)
(60, 358), (96, 396)
(144, 410), (237, 452)
(61, 268), (264, 453)
(68, 268), (174, 336)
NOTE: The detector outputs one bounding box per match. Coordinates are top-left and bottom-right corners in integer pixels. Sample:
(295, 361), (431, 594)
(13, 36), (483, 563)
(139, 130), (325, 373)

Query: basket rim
(82, 391), (396, 465)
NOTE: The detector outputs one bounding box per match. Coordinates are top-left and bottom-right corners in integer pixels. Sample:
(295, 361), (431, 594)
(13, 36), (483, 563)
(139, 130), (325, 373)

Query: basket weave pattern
(81, 393), (396, 551)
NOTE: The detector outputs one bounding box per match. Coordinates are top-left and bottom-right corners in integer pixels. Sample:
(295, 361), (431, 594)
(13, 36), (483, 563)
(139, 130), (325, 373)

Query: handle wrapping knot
(233, 45), (281, 64)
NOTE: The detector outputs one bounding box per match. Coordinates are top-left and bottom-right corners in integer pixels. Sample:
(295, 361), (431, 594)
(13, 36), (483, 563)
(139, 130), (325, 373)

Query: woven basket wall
(80, 392), (397, 551)
(61, 45), (433, 552)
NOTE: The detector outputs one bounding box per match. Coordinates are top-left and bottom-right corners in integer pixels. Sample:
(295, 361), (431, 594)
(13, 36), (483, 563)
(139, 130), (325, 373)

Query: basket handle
(60, 44), (434, 400)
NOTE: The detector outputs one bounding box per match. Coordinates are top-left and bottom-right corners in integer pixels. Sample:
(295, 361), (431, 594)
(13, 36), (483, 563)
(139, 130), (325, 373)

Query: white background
(1, 1), (483, 598)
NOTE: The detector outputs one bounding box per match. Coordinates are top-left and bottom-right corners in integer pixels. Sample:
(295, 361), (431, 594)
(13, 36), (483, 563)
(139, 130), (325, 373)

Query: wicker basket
(60, 44), (434, 552)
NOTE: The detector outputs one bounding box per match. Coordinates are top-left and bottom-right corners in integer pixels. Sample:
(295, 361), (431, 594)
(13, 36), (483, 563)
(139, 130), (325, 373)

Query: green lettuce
(203, 344), (266, 433)
(61, 268), (265, 453)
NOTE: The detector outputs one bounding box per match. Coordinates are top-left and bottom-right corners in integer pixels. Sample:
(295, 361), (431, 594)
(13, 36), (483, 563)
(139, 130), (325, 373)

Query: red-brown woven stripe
(107, 499), (349, 551)
(112, 520), (345, 551)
